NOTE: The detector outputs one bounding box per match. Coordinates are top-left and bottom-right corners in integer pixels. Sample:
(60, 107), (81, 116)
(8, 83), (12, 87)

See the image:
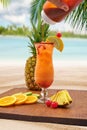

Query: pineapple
(25, 20), (49, 90)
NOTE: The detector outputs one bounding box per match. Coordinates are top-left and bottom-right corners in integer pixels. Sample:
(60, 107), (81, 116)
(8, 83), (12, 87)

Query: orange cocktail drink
(35, 42), (54, 102)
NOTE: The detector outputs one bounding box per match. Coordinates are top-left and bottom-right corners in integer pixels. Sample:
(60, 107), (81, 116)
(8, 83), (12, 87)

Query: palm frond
(66, 0), (87, 30)
(30, 0), (46, 23)
(30, 0), (87, 30)
(0, 0), (10, 6)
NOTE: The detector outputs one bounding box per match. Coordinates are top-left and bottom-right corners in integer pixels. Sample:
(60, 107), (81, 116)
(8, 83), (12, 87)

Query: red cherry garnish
(45, 100), (52, 107)
(51, 102), (58, 108)
(56, 32), (62, 38)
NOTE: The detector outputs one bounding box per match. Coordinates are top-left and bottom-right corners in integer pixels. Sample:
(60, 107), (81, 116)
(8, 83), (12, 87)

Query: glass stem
(41, 88), (48, 103)
(43, 88), (46, 103)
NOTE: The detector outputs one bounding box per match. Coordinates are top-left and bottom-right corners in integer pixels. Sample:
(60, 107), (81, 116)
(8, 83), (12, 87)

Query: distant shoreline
(0, 35), (87, 40)
(0, 35), (27, 38)
(0, 24), (87, 38)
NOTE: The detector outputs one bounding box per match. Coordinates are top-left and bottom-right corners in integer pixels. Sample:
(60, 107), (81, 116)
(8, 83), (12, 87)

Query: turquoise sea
(0, 36), (87, 62)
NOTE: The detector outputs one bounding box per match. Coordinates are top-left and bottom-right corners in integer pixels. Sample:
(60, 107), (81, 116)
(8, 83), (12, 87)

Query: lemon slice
(46, 36), (64, 52)
(24, 95), (38, 104)
(0, 96), (16, 107)
(13, 93), (27, 105)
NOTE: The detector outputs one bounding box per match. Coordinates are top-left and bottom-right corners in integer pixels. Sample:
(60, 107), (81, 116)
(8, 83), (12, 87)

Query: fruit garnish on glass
(46, 32), (64, 52)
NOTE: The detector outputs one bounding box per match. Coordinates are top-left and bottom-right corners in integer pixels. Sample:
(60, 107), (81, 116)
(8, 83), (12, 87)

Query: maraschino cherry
(45, 100), (58, 108)
(51, 101), (58, 108)
(56, 32), (62, 38)
(45, 100), (52, 107)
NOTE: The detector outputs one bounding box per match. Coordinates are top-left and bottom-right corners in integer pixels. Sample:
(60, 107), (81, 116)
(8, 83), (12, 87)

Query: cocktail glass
(34, 42), (54, 103)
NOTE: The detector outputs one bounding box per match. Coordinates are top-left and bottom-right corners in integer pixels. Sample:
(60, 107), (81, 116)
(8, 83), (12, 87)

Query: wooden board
(0, 88), (87, 126)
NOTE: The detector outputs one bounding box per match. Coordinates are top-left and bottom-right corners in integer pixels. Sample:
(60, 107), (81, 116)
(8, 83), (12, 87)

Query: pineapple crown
(28, 19), (49, 56)
(28, 0), (49, 56)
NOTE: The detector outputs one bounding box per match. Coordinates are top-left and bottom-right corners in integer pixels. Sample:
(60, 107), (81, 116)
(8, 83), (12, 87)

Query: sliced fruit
(46, 36), (64, 52)
(56, 91), (69, 106)
(24, 95), (38, 104)
(13, 93), (27, 105)
(63, 90), (72, 103)
(24, 92), (32, 96)
(50, 93), (57, 102)
(0, 96), (16, 107)
(50, 90), (72, 107)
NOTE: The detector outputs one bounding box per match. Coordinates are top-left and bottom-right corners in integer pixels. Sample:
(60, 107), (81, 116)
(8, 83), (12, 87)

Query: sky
(0, 0), (73, 31)
(0, 0), (86, 34)
(0, 0), (31, 27)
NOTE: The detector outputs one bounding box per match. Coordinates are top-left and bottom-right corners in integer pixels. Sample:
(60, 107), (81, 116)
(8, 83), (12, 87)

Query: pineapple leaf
(28, 42), (36, 56)
(27, 35), (34, 42)
(27, 0), (49, 56)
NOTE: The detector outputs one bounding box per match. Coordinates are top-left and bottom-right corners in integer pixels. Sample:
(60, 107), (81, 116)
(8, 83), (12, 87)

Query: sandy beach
(0, 60), (87, 130)
(0, 60), (87, 90)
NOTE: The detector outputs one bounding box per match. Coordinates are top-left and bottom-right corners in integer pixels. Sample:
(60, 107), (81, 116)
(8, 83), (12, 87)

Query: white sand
(0, 60), (87, 90)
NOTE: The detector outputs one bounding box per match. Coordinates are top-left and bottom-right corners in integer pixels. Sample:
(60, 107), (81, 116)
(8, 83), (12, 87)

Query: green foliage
(27, 20), (49, 56)
(49, 31), (87, 39)
(66, 0), (87, 30)
(0, 25), (30, 36)
(0, 25), (87, 38)
(62, 32), (87, 38)
(30, 0), (46, 23)
(27, 0), (49, 56)
(0, 0), (10, 6)
(31, 0), (87, 30)
(0, 26), (6, 33)
(30, 0), (49, 42)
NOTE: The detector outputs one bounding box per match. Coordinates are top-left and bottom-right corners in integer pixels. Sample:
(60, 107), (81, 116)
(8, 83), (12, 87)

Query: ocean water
(0, 36), (87, 63)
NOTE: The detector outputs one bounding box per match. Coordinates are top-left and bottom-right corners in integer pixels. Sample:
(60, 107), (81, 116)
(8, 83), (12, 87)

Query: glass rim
(35, 42), (54, 45)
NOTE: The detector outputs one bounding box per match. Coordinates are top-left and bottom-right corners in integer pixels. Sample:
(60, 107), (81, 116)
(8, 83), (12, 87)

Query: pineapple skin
(25, 56), (41, 91)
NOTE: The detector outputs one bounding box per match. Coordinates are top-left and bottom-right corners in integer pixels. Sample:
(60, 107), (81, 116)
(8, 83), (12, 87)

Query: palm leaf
(30, 0), (46, 23)
(66, 0), (87, 30)
(28, 0), (49, 55)
(0, 0), (10, 6)
(30, 0), (49, 40)
(30, 0), (87, 30)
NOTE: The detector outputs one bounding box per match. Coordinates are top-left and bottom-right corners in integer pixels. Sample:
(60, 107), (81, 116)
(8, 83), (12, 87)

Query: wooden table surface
(0, 88), (87, 126)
